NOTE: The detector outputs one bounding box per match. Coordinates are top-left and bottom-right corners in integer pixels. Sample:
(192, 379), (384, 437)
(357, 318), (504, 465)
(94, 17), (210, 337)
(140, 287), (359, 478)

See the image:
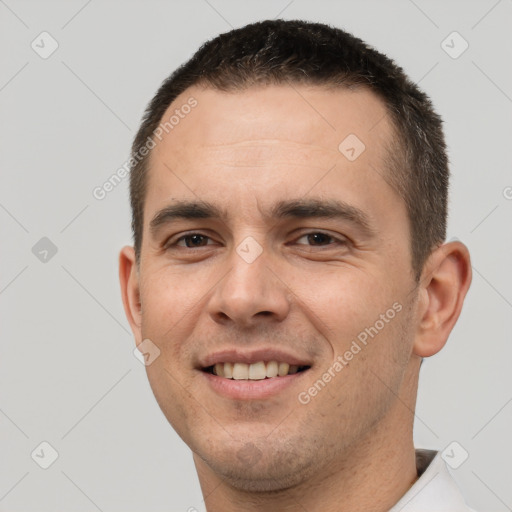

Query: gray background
(1, 0), (511, 511)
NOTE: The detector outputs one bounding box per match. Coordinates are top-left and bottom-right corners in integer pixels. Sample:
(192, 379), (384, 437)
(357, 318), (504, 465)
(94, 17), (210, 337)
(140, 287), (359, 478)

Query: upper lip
(198, 347), (313, 369)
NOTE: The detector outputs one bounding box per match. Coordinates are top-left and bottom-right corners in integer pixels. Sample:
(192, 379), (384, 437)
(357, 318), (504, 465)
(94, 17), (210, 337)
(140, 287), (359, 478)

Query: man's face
(129, 84), (421, 490)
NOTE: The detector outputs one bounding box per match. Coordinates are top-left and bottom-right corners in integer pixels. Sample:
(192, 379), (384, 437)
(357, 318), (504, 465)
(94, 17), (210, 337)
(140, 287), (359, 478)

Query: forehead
(155, 84), (391, 157)
(144, 84), (402, 227)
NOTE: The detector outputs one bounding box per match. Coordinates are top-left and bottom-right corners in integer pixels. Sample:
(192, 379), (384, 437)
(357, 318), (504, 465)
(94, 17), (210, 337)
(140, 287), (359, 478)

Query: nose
(207, 243), (291, 328)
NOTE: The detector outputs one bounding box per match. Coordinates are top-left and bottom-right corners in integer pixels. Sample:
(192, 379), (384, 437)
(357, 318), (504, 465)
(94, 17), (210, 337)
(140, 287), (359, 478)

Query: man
(119, 20), (474, 511)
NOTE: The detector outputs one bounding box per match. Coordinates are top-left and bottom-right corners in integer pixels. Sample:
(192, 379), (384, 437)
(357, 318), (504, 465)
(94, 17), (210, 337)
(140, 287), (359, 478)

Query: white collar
(389, 449), (476, 512)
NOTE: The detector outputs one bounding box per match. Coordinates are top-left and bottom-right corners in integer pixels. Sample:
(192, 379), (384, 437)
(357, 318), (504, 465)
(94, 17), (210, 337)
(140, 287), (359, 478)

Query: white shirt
(389, 449), (476, 511)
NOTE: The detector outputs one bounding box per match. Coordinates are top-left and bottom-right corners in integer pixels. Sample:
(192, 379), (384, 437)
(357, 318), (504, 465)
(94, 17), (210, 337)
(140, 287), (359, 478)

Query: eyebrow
(149, 198), (377, 238)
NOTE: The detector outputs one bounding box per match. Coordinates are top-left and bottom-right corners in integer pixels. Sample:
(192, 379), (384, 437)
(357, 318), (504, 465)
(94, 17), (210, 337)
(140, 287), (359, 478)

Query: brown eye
(295, 232), (344, 247)
(166, 233), (215, 250)
(179, 234), (210, 247)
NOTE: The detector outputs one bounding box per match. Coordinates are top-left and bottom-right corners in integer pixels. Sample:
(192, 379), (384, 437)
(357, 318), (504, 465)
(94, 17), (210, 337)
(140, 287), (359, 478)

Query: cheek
(143, 361), (201, 448)
(285, 266), (395, 347)
(349, 300), (414, 403)
(141, 266), (206, 323)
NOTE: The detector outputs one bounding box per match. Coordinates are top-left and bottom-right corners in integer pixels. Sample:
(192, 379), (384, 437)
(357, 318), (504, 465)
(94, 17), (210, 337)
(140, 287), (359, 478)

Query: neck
(194, 362), (421, 512)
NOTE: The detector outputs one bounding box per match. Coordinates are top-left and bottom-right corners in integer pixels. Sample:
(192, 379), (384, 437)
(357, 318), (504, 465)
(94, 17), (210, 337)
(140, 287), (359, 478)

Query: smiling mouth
(203, 361), (311, 380)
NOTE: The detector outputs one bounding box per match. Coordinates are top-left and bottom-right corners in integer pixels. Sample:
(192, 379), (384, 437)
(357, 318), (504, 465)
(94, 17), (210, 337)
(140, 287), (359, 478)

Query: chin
(196, 441), (320, 493)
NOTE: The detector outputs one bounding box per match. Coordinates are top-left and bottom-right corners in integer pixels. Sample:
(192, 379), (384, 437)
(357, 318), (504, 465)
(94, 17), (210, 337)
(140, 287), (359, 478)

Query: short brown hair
(129, 19), (448, 281)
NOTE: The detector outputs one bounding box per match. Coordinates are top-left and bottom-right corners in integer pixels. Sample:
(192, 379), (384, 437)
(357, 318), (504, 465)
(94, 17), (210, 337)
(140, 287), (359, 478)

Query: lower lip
(201, 370), (309, 400)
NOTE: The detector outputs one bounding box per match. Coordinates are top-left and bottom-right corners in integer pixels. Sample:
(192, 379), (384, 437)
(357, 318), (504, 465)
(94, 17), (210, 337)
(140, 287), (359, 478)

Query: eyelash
(164, 231), (347, 250)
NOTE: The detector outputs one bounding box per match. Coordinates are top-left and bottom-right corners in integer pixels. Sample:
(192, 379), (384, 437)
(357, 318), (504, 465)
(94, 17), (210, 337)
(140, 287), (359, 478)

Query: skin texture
(119, 84), (472, 511)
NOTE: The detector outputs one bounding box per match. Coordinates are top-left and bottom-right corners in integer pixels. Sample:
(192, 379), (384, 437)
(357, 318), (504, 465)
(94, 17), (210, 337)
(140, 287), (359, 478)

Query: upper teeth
(213, 361), (301, 380)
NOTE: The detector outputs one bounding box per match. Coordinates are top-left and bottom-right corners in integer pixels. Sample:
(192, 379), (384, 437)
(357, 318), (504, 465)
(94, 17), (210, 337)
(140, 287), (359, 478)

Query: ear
(413, 241), (472, 357)
(119, 246), (143, 345)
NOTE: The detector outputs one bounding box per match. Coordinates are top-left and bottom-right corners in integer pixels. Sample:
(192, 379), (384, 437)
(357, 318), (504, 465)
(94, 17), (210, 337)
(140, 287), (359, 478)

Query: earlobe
(413, 241), (472, 358)
(119, 246), (143, 344)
